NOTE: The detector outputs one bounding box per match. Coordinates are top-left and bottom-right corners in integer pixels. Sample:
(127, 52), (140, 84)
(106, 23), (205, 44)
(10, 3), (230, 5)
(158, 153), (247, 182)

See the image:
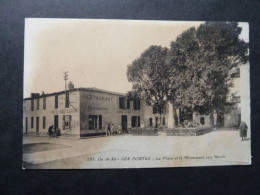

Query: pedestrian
(53, 126), (57, 137)
(141, 121), (145, 129)
(117, 124), (122, 135)
(105, 124), (109, 136)
(108, 123), (111, 136)
(239, 121), (248, 141)
(127, 124), (131, 134)
(111, 124), (115, 135)
(48, 125), (53, 137)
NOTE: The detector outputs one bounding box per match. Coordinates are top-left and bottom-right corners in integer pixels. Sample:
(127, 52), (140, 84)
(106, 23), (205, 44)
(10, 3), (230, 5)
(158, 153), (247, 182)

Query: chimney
(31, 93), (40, 98)
(68, 81), (74, 90)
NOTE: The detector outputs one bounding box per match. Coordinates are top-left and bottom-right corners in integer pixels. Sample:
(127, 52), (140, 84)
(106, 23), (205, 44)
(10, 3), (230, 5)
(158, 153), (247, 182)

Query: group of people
(48, 125), (61, 137)
(105, 124), (116, 136)
(105, 123), (133, 136)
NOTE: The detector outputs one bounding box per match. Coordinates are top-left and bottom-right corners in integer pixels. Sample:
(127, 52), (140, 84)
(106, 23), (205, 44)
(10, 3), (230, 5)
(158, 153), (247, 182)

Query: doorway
(36, 117), (39, 135)
(217, 113), (224, 127)
(54, 115), (59, 128)
(25, 117), (28, 133)
(121, 115), (127, 132)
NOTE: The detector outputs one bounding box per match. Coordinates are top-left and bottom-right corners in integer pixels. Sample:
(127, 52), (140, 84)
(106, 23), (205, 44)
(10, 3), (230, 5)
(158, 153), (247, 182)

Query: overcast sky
(24, 19), (248, 97)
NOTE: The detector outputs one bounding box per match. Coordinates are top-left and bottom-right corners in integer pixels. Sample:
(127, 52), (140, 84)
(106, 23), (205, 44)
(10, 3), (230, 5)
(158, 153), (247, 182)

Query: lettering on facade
(87, 106), (108, 111)
(117, 110), (131, 114)
(84, 93), (113, 102)
(51, 109), (77, 114)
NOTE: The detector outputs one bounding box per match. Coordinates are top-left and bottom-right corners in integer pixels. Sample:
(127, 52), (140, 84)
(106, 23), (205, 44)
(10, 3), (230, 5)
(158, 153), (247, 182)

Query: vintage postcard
(23, 19), (251, 169)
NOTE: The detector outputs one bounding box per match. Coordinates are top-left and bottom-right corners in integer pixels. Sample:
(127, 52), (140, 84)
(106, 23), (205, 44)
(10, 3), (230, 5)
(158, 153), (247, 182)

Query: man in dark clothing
(48, 125), (54, 137)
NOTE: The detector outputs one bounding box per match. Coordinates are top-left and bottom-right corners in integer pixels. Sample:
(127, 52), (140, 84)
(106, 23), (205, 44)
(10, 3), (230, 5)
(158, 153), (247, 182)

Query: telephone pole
(63, 71), (68, 91)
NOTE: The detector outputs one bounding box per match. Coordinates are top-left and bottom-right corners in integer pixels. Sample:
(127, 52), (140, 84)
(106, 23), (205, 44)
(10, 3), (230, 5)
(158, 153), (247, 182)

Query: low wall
(131, 128), (159, 136)
(166, 126), (213, 136)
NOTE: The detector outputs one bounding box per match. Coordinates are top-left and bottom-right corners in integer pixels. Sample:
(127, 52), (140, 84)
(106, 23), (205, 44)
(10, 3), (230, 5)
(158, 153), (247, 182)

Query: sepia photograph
(23, 19), (251, 169)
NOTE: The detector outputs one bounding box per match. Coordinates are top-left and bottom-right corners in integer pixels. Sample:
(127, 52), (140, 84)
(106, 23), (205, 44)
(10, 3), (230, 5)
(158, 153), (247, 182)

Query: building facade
(23, 87), (167, 138)
(192, 95), (241, 128)
(23, 87), (242, 138)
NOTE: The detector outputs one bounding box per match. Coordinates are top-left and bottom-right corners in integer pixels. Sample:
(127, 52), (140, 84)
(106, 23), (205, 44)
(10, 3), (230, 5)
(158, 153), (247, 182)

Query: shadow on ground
(23, 142), (71, 154)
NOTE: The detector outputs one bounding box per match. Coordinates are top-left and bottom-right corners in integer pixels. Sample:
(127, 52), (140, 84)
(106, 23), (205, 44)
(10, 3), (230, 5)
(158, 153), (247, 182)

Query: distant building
(192, 94), (241, 128)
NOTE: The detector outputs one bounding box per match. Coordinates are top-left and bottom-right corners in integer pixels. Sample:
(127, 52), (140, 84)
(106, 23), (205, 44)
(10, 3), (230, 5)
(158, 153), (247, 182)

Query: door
(99, 115), (102, 130)
(25, 117), (28, 133)
(54, 115), (59, 128)
(200, 117), (205, 125)
(36, 117), (39, 134)
(89, 115), (98, 130)
(155, 117), (158, 128)
(121, 115), (127, 132)
(217, 113), (224, 127)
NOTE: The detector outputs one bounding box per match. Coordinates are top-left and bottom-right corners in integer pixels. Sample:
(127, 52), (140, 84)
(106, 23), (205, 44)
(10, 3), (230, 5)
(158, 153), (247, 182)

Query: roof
(23, 87), (126, 100)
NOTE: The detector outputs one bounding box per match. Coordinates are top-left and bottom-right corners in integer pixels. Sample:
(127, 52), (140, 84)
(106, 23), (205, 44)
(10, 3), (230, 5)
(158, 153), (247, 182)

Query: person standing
(127, 124), (131, 134)
(105, 124), (109, 136)
(239, 121), (248, 141)
(111, 124), (115, 135)
(117, 124), (122, 134)
(108, 123), (111, 136)
(48, 125), (53, 137)
(140, 121), (145, 130)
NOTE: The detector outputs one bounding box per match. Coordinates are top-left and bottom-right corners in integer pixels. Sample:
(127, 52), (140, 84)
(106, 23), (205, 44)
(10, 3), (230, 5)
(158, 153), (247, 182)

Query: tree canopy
(167, 22), (248, 115)
(127, 45), (170, 115)
(127, 22), (248, 119)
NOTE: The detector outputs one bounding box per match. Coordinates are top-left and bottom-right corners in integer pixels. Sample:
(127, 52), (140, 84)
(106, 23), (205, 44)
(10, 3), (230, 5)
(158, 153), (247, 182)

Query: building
(23, 86), (168, 138)
(192, 94), (241, 128)
(23, 79), (244, 137)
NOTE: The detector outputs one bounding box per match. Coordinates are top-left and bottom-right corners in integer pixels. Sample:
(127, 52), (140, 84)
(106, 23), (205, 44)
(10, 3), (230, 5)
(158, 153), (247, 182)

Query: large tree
(127, 45), (171, 120)
(167, 22), (248, 123)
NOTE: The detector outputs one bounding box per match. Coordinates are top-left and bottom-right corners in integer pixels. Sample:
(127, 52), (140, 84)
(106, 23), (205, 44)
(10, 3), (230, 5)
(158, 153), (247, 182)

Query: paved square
(23, 130), (251, 169)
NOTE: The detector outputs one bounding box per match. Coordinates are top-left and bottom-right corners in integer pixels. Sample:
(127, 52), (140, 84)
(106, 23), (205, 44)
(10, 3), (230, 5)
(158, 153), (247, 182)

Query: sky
(24, 19), (249, 98)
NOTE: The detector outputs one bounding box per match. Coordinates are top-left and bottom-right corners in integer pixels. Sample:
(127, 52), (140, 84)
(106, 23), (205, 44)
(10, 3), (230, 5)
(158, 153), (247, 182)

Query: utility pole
(64, 71), (69, 108)
(63, 71), (68, 91)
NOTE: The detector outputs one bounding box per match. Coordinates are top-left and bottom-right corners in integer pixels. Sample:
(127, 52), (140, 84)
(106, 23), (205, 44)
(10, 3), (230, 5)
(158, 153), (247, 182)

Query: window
(63, 115), (72, 130)
(127, 99), (130, 109)
(131, 116), (140, 127)
(153, 107), (157, 114)
(43, 97), (46, 110)
(43, 116), (46, 129)
(119, 97), (126, 109)
(31, 99), (34, 111)
(163, 117), (165, 126)
(31, 117), (34, 128)
(37, 98), (40, 110)
(89, 115), (100, 130)
(149, 118), (153, 126)
(55, 95), (58, 109)
(65, 92), (69, 108)
(133, 99), (140, 110)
